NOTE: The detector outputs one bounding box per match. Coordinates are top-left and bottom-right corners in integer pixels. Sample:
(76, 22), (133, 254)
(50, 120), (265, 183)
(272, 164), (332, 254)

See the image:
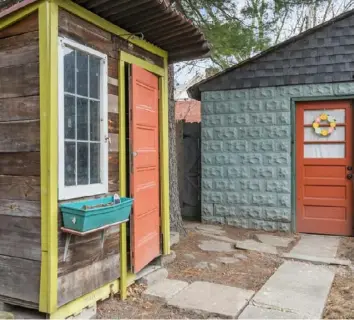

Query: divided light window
(58, 38), (108, 200)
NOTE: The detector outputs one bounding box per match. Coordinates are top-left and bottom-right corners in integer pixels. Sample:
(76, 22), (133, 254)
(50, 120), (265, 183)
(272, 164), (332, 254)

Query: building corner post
(39, 0), (59, 314)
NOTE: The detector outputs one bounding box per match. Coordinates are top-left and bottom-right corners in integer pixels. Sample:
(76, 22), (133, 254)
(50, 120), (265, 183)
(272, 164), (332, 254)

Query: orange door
(296, 100), (353, 236)
(130, 65), (160, 272)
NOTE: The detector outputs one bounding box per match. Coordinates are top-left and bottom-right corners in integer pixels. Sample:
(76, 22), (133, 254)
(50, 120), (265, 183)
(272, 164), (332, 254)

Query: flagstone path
(143, 233), (345, 319)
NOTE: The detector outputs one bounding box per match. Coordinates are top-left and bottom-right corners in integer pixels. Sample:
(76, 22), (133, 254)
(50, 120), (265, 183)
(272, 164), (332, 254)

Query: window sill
(59, 184), (108, 201)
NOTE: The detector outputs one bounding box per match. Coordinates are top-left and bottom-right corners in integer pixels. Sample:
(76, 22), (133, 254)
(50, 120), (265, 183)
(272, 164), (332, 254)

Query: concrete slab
(235, 239), (277, 254)
(196, 225), (226, 236)
(255, 234), (294, 248)
(252, 261), (335, 318)
(143, 279), (189, 301)
(239, 305), (302, 319)
(137, 267), (168, 286)
(199, 232), (236, 244)
(167, 281), (254, 318)
(288, 234), (340, 259)
(196, 224), (223, 231)
(198, 240), (235, 252)
(154, 251), (177, 267)
(282, 253), (351, 266)
(135, 265), (161, 280)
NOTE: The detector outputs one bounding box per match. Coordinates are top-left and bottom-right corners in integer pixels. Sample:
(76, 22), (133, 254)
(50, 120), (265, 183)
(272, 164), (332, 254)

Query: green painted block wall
(201, 82), (354, 232)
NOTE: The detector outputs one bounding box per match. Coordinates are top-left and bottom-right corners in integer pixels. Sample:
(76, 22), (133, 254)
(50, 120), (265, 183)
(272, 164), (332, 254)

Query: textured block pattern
(201, 83), (354, 231)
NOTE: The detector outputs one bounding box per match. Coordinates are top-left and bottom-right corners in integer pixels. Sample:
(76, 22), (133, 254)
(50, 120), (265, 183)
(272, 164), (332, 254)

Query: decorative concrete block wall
(201, 82), (354, 232)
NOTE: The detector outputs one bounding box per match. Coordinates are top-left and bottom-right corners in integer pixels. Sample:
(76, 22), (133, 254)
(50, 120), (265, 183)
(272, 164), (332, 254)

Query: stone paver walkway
(255, 234), (294, 248)
(236, 239), (278, 254)
(143, 231), (345, 319)
(168, 281), (254, 318)
(239, 261), (335, 319)
(283, 234), (350, 265)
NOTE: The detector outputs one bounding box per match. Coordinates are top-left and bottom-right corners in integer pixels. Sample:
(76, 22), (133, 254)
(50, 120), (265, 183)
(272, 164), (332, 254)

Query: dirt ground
(97, 222), (297, 319)
(323, 237), (354, 319)
(167, 226), (288, 292)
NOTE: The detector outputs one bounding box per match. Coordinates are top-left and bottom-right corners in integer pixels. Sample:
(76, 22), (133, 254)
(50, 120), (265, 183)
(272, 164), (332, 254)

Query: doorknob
(347, 166), (353, 171)
(347, 174), (353, 180)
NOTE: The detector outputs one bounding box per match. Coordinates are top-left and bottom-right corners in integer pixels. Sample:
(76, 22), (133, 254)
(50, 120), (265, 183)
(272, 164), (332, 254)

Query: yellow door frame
(119, 51), (170, 283)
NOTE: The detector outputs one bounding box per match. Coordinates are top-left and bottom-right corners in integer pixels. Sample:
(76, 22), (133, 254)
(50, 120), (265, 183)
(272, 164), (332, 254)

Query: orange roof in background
(175, 99), (201, 123)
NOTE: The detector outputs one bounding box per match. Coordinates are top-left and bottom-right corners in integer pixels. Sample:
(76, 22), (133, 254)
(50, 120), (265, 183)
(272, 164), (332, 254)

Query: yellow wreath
(312, 113), (336, 136)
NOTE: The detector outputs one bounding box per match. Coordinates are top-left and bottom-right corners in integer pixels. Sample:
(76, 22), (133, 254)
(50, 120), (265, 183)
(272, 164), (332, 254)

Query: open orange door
(130, 65), (160, 272)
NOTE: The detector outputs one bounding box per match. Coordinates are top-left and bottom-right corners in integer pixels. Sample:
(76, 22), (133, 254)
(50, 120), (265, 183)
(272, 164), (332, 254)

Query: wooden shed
(0, 0), (209, 318)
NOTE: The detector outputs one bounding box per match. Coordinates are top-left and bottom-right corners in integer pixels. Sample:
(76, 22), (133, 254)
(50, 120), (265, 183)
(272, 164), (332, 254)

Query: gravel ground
(323, 237), (354, 319)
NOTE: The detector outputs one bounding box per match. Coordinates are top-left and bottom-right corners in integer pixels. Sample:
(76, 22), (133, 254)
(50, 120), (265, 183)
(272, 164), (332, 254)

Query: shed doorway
(295, 100), (353, 236)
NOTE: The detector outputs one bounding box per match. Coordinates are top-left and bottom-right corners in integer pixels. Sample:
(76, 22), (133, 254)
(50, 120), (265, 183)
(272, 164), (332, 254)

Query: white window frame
(58, 37), (108, 200)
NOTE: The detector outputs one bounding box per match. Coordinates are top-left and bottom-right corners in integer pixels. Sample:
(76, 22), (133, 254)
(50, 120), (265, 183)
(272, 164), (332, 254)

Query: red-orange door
(296, 100), (353, 236)
(130, 65), (160, 272)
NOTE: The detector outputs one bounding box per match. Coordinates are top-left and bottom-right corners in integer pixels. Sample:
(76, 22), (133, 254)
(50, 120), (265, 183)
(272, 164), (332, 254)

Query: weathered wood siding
(0, 13), (41, 309)
(57, 9), (163, 307)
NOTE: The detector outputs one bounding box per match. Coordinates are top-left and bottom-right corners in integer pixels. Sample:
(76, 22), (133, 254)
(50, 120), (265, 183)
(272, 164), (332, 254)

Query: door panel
(130, 65), (160, 272)
(296, 100), (353, 236)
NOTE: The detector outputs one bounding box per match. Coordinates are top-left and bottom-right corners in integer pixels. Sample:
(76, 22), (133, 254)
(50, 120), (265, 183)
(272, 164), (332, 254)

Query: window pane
(90, 100), (100, 141)
(304, 127), (345, 142)
(77, 142), (89, 184)
(64, 95), (75, 139)
(77, 98), (88, 140)
(304, 109), (345, 124)
(77, 50), (88, 96)
(90, 56), (100, 99)
(90, 143), (100, 184)
(65, 142), (76, 186)
(64, 47), (75, 93)
(304, 143), (345, 158)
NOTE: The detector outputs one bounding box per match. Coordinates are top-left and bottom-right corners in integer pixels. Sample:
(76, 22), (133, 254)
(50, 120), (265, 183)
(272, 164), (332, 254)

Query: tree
(168, 65), (185, 233)
(173, 0), (354, 76)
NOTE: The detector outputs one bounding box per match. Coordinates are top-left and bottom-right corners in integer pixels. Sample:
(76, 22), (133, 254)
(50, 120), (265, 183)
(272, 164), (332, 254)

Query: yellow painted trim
(118, 59), (128, 300)
(39, 0), (59, 313)
(0, 0), (41, 31)
(127, 272), (136, 286)
(119, 222), (128, 300)
(49, 280), (119, 319)
(119, 51), (170, 257)
(160, 58), (170, 255)
(55, 0), (167, 58)
(120, 51), (165, 77)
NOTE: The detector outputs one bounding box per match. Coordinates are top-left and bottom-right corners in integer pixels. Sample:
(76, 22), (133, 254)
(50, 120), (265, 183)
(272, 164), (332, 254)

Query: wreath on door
(312, 113), (336, 136)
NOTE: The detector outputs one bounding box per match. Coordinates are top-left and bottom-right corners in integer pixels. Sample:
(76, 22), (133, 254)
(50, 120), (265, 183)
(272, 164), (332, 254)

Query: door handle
(347, 174), (353, 180)
(347, 166), (353, 171)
